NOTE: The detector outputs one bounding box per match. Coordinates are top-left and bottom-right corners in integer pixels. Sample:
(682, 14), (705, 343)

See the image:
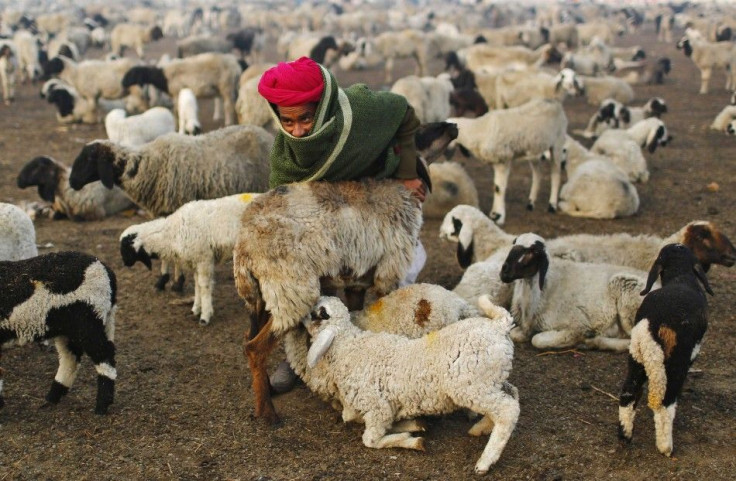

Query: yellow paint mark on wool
(32, 280), (44, 290)
(658, 326), (677, 360)
(648, 393), (662, 409)
(425, 331), (439, 346)
(239, 193), (255, 203)
(368, 298), (384, 314)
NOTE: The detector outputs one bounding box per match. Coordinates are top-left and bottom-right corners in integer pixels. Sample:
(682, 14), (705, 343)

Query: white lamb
(499, 233), (648, 351)
(710, 104), (736, 132)
(0, 203), (38, 261)
(558, 159), (640, 219)
(104, 107), (176, 147)
(177, 88), (201, 135)
(120, 193), (260, 326)
(389, 74), (453, 124)
(448, 98), (568, 225)
(302, 295), (519, 475)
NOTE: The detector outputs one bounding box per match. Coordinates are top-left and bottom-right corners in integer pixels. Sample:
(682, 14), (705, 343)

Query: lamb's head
(69, 141), (119, 190)
(500, 233), (548, 289)
(43, 56), (67, 78)
(555, 68), (584, 97)
(680, 221), (736, 271)
(676, 37), (692, 57)
(642, 243), (713, 296)
(440, 205), (498, 268)
(415, 122), (458, 163)
(122, 66), (169, 94)
(149, 25), (164, 42)
(303, 296), (351, 368)
(46, 85), (77, 119)
(119, 223), (162, 270)
(104, 109), (127, 131)
(644, 119), (670, 153)
(645, 97), (668, 118)
(632, 48), (646, 61)
(597, 98), (624, 127)
(17, 156), (62, 202)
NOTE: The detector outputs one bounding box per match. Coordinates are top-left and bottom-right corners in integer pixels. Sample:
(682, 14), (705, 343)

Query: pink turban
(258, 57), (325, 107)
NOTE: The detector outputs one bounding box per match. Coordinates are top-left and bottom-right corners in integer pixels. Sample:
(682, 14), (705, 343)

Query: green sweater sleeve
(391, 104), (421, 180)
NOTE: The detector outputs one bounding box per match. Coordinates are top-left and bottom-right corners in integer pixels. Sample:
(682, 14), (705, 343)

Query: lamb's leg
(155, 260), (171, 291)
(195, 261), (215, 326)
(584, 336), (630, 352)
(384, 57), (395, 84)
(699, 68), (711, 94)
(653, 403), (677, 456)
(618, 355), (646, 443)
(88, 337), (117, 415)
(472, 385), (520, 474)
(244, 309), (280, 424)
(391, 419), (427, 433)
(362, 410), (424, 450)
(213, 97), (223, 121)
(526, 158), (541, 211)
(490, 162), (511, 225)
(171, 263), (185, 293)
(548, 145), (563, 213)
(223, 91), (235, 126)
(530, 329), (582, 350)
(46, 337), (82, 406)
(468, 415), (495, 436)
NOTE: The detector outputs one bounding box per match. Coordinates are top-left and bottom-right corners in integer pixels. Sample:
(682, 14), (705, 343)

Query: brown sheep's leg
(244, 309), (280, 424)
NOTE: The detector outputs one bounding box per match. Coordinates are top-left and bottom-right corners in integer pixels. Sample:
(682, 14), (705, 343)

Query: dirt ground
(1, 24), (735, 481)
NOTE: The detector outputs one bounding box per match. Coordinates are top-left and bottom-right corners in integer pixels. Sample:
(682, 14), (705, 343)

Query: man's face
(277, 103), (318, 137)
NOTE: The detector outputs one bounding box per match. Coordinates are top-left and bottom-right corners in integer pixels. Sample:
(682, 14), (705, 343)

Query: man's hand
(398, 178), (427, 203)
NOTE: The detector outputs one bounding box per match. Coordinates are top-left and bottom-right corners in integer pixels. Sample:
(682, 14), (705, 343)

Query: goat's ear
(694, 263), (714, 296)
(307, 326), (337, 368)
(537, 252), (549, 290)
(641, 258), (662, 295)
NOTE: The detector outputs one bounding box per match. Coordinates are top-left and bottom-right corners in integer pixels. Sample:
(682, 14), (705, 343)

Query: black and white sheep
(0, 251), (117, 414)
(301, 296), (519, 474)
(0, 202), (38, 261)
(110, 23), (164, 58)
(618, 244), (714, 456)
(676, 32), (736, 94)
(17, 155), (135, 221)
(68, 125), (273, 217)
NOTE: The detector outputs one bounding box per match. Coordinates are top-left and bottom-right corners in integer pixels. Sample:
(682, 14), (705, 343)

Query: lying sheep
(558, 159), (640, 219)
(583, 98), (668, 138)
(500, 233), (648, 351)
(448, 98), (568, 225)
(302, 296), (519, 475)
(104, 107), (176, 147)
(17, 155), (135, 221)
(121, 52), (241, 126)
(439, 204), (515, 268)
(120, 193), (259, 326)
(0, 251), (117, 414)
(495, 68), (584, 109)
(0, 202), (38, 261)
(710, 103), (736, 132)
(618, 244), (714, 456)
(450, 43), (561, 74)
(68, 125), (272, 217)
(110, 23), (163, 57)
(422, 162), (479, 219)
(233, 179), (422, 424)
(580, 75), (635, 106)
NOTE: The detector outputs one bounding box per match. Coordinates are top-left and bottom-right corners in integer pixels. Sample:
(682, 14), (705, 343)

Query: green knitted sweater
(267, 66), (410, 188)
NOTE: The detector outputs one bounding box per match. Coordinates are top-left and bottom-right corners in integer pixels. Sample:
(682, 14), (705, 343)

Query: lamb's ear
(647, 126), (664, 153)
(97, 147), (116, 189)
(537, 251), (549, 290)
(641, 258), (662, 295)
(38, 182), (56, 202)
(694, 263), (714, 296)
(456, 220), (474, 268)
(307, 326), (337, 368)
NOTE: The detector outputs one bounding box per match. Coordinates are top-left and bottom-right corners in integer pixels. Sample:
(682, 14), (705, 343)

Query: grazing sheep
(120, 193), (260, 326)
(17, 156), (135, 221)
(104, 107), (176, 147)
(177, 88), (201, 135)
(448, 98), (568, 225)
(0, 203), (38, 261)
(0, 251), (117, 414)
(301, 295), (519, 475)
(110, 23), (163, 57)
(422, 162), (479, 219)
(558, 160), (640, 219)
(121, 52), (242, 126)
(370, 29), (435, 83)
(233, 179), (422, 424)
(500, 233), (647, 351)
(676, 33), (736, 94)
(618, 244), (714, 456)
(495, 68), (584, 109)
(68, 125), (272, 217)
(580, 75), (636, 106)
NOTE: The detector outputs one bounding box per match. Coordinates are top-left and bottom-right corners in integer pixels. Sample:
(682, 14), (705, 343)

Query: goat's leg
(244, 313), (280, 424)
(490, 162), (511, 225)
(618, 355), (646, 443)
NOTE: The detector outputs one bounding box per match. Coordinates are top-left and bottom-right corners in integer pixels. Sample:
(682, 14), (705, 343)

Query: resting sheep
(233, 179), (422, 424)
(0, 251), (117, 414)
(580, 75), (636, 106)
(618, 244), (714, 456)
(301, 295), (519, 475)
(558, 159), (640, 219)
(120, 193), (260, 326)
(104, 107), (176, 147)
(17, 155), (135, 221)
(68, 125), (272, 217)
(448, 98), (568, 225)
(0, 203), (38, 261)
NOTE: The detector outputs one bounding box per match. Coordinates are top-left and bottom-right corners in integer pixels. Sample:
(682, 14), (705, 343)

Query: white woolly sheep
(0, 41), (16, 105)
(558, 159), (640, 219)
(235, 74), (274, 129)
(499, 233), (648, 351)
(618, 244), (714, 456)
(368, 29), (435, 83)
(676, 34), (736, 94)
(561, 37), (615, 76)
(104, 107), (176, 147)
(591, 118), (671, 183)
(390, 74), (453, 124)
(0, 251), (117, 414)
(583, 98), (668, 138)
(439, 204), (515, 268)
(110, 23), (163, 57)
(17, 155), (135, 221)
(233, 179), (422, 424)
(176, 35), (232, 58)
(0, 203), (38, 261)
(422, 162), (479, 220)
(177, 88), (201, 135)
(121, 52), (242, 126)
(301, 295), (519, 475)
(495, 68), (584, 109)
(449, 44), (560, 74)
(448, 98), (568, 225)
(68, 125), (272, 217)
(580, 75), (635, 106)
(12, 30), (42, 82)
(710, 104), (736, 131)
(120, 193), (260, 326)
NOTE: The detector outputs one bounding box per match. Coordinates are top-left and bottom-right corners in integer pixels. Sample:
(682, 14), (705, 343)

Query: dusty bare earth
(1, 25), (735, 481)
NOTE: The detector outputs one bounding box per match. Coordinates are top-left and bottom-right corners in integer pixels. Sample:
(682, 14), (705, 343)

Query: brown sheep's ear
(641, 258), (662, 295)
(694, 263), (714, 296)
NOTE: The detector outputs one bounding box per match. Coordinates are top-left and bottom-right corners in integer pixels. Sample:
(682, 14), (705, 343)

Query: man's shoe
(269, 360), (298, 394)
